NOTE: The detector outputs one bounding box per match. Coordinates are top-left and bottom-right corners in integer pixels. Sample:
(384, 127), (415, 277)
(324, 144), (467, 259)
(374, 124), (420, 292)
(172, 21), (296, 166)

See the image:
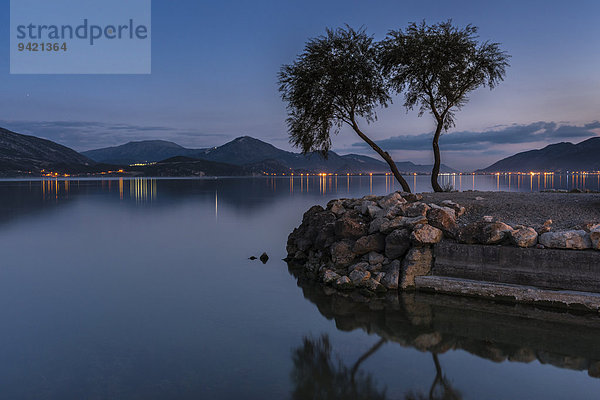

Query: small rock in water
(248, 256), (257, 260)
(259, 252), (269, 264)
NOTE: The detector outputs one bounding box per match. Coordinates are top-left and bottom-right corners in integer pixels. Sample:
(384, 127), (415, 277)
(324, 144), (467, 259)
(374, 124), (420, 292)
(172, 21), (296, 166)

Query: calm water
(0, 176), (599, 399)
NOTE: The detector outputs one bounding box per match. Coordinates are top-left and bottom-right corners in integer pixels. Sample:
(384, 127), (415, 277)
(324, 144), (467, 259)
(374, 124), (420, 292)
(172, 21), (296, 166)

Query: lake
(0, 175), (599, 399)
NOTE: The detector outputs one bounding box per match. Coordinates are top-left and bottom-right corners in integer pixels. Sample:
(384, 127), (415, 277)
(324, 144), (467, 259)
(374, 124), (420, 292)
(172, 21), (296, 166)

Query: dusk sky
(1, 0), (599, 171)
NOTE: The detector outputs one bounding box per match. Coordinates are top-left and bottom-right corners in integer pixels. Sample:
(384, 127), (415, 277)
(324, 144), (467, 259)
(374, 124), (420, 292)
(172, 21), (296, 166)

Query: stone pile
(458, 217), (600, 251)
(287, 191), (600, 294)
(286, 192), (460, 292)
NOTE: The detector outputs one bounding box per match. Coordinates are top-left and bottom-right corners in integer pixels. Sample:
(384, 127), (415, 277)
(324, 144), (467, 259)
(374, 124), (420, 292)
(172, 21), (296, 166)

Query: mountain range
(82, 136), (458, 175)
(6, 124), (597, 176)
(479, 137), (600, 172)
(0, 127), (96, 175)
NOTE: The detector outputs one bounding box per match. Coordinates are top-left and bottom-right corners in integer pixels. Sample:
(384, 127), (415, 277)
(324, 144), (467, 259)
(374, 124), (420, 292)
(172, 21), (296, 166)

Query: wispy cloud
(350, 121), (600, 152)
(0, 120), (226, 151)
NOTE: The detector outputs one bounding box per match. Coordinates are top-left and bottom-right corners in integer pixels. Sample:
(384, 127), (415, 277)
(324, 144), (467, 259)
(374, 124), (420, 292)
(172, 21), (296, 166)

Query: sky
(1, 0), (599, 171)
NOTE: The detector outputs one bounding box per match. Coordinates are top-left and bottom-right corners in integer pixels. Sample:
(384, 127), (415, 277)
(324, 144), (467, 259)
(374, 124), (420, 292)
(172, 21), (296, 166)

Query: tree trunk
(350, 338), (386, 383)
(350, 119), (412, 193)
(431, 121), (444, 192)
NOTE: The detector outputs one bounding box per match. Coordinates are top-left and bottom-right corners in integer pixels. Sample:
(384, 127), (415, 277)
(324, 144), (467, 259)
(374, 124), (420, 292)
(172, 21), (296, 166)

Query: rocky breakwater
(287, 191), (600, 297)
(286, 192), (465, 293)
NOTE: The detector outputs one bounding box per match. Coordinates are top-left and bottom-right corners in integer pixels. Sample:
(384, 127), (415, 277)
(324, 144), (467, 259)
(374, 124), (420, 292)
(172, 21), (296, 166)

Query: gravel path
(421, 191), (600, 230)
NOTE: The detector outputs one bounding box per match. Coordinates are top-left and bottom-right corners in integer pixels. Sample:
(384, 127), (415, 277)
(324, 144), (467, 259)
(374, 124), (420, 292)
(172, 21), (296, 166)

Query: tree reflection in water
(292, 335), (461, 400)
(288, 262), (600, 399)
(291, 335), (386, 400)
(405, 354), (462, 400)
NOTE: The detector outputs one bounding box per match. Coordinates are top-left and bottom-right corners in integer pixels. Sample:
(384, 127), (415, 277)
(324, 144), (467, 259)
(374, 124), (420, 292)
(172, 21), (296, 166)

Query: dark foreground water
(0, 176), (599, 399)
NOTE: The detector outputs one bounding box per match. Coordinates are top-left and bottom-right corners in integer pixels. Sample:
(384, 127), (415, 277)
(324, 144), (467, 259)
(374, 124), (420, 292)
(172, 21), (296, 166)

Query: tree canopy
(379, 20), (510, 191)
(279, 26), (412, 192)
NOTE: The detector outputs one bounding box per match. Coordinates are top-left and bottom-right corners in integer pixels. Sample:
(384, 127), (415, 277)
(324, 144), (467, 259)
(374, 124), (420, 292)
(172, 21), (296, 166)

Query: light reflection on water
(0, 177), (599, 399)
(31, 173), (600, 205)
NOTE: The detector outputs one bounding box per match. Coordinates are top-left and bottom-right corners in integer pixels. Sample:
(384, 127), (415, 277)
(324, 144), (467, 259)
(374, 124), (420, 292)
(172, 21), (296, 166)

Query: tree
(279, 26), (412, 193)
(380, 20), (510, 192)
(291, 335), (387, 400)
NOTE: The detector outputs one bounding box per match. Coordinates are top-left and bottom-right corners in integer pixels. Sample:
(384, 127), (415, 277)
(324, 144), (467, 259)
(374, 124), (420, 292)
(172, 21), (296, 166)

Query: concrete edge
(415, 275), (600, 313)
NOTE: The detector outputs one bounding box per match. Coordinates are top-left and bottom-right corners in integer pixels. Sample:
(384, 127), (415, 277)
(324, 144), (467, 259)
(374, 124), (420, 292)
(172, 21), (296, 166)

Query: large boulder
(378, 192), (406, 209)
(379, 217), (404, 234)
(400, 248), (433, 289)
(327, 199), (346, 216)
(509, 227), (538, 248)
(440, 200), (466, 217)
(314, 222), (337, 249)
(429, 204), (456, 219)
(411, 224), (443, 246)
(334, 211), (368, 238)
(348, 261), (369, 272)
(458, 221), (513, 245)
(378, 203), (406, 219)
(404, 202), (430, 217)
(427, 207), (457, 237)
(539, 230), (592, 250)
(380, 216), (427, 234)
(352, 234), (385, 255)
(333, 276), (353, 290)
(590, 224), (600, 250)
(385, 229), (411, 259)
(482, 222), (514, 244)
(330, 240), (356, 267)
(322, 270), (340, 285)
(361, 200), (382, 218)
(363, 278), (386, 292)
(349, 269), (371, 285)
(287, 206), (337, 256)
(369, 217), (387, 233)
(367, 251), (385, 265)
(381, 259), (400, 289)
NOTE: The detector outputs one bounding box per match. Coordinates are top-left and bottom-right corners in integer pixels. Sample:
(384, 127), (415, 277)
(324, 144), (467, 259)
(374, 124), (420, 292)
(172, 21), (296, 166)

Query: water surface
(0, 176), (599, 399)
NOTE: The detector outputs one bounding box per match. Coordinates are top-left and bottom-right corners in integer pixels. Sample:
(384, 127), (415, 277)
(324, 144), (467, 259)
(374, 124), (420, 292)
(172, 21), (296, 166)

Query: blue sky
(1, 0), (599, 170)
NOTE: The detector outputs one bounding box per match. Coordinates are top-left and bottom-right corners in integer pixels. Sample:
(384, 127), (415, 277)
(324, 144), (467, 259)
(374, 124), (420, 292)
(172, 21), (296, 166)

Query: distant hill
(82, 140), (194, 165)
(128, 156), (247, 177)
(84, 136), (458, 174)
(479, 137), (600, 173)
(0, 127), (95, 174)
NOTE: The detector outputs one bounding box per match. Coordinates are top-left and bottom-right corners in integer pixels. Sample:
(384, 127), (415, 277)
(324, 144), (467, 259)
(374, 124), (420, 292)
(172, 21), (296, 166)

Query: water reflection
(0, 174), (599, 229)
(292, 335), (387, 400)
(288, 264), (600, 398)
(293, 335), (462, 400)
(130, 178), (158, 203)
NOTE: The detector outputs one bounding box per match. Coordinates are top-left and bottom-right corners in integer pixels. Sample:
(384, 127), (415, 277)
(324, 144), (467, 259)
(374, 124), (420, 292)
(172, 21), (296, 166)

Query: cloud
(350, 121), (600, 152)
(0, 120), (226, 151)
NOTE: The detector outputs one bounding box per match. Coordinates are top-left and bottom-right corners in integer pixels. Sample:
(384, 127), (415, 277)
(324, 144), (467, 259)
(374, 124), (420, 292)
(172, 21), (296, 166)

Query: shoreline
(286, 190), (600, 312)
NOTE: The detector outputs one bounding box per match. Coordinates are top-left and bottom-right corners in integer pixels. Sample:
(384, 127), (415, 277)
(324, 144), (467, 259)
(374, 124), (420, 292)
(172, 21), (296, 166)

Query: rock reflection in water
(288, 263), (600, 398)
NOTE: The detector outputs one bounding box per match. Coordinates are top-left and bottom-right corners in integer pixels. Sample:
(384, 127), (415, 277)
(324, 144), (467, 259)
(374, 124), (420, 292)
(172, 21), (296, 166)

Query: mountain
(479, 137), (600, 173)
(189, 136), (287, 165)
(128, 156), (247, 177)
(84, 136), (458, 174)
(82, 140), (194, 165)
(0, 127), (94, 174)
